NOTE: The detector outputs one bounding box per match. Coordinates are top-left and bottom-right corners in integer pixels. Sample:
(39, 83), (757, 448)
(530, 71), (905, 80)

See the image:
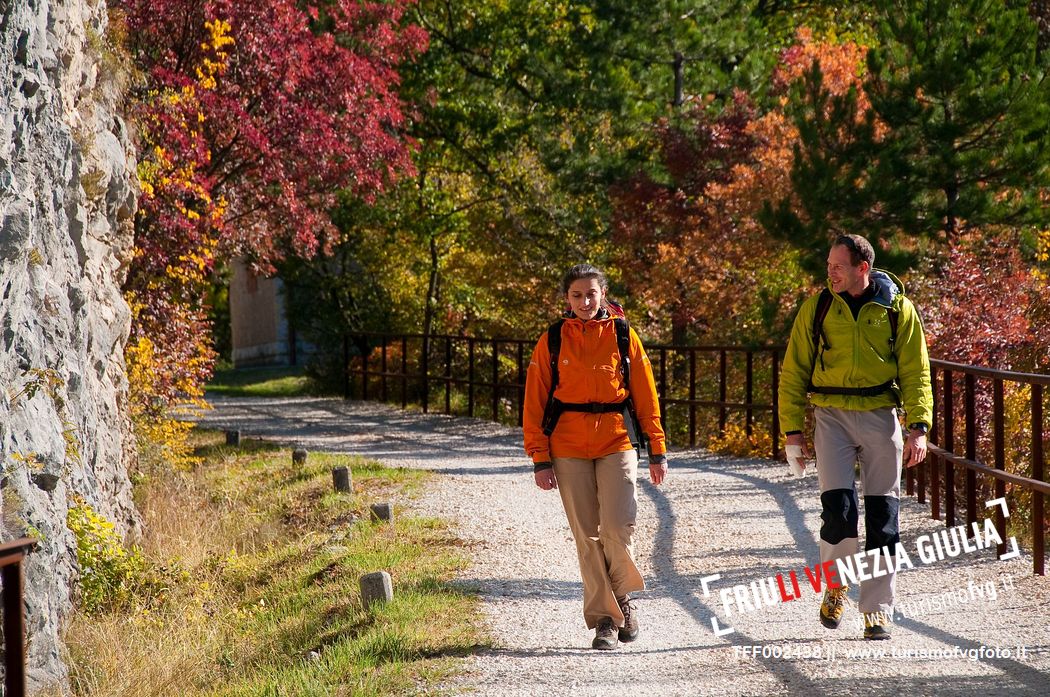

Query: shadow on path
(645, 454), (1050, 694)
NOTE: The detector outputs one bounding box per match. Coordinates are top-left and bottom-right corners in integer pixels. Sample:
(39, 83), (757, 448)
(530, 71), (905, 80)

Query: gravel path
(199, 395), (1050, 696)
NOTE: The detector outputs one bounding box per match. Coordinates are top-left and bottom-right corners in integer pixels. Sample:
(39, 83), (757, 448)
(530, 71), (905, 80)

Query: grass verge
(63, 429), (486, 696)
(205, 366), (322, 398)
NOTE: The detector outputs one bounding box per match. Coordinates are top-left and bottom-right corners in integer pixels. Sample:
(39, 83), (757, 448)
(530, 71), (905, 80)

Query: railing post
(929, 366), (940, 517)
(468, 338), (476, 418)
(381, 337), (388, 402)
(745, 351), (754, 438)
(421, 334), (430, 413)
(921, 365), (936, 507)
(492, 340), (500, 422)
(362, 341), (369, 401)
(342, 334), (351, 400)
(445, 336), (452, 415)
(517, 342), (525, 427)
(2, 561), (26, 697)
(689, 349), (697, 448)
(944, 370), (955, 526)
(1, 539), (36, 697)
(771, 349), (780, 460)
(718, 349), (727, 435)
(1033, 384), (1045, 576)
(659, 348), (668, 443)
(965, 373), (977, 530)
(993, 379), (1006, 556)
(400, 336), (408, 410)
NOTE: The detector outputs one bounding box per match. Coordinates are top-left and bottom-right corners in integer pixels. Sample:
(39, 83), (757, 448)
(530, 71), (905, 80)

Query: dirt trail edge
(199, 395), (1050, 696)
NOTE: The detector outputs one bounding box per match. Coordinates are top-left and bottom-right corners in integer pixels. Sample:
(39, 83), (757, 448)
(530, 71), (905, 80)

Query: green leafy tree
(306, 0), (782, 349)
(764, 0), (1050, 276)
(417, 0), (781, 330)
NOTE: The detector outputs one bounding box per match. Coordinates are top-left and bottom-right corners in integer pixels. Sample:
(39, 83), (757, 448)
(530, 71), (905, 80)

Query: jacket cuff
(647, 441), (667, 456)
(533, 461), (553, 473)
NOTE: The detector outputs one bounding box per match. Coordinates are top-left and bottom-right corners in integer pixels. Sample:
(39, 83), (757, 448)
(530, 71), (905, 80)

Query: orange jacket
(523, 314), (667, 463)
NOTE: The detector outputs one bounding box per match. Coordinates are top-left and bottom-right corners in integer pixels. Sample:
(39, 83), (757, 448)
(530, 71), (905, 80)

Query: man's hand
(785, 433), (809, 477)
(785, 433), (809, 457)
(903, 430), (928, 468)
(534, 467), (558, 490)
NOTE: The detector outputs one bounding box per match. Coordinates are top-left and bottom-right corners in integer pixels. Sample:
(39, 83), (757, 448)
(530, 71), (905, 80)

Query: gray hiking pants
(814, 406), (903, 617)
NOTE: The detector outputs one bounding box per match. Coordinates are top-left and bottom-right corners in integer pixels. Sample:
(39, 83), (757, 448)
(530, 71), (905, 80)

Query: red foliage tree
(118, 0), (426, 409)
(913, 233), (1044, 371)
(123, 0), (427, 264)
(610, 94), (760, 343)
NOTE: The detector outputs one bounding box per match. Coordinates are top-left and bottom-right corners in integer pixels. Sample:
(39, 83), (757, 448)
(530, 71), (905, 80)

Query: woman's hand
(535, 468), (558, 490)
(649, 459), (668, 485)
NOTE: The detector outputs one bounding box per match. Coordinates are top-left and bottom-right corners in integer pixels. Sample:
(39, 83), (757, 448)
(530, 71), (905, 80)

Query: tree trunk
(424, 232), (438, 340)
(672, 51), (685, 107)
(942, 103), (959, 242)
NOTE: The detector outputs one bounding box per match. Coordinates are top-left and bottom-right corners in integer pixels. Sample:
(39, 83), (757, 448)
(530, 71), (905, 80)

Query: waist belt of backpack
(541, 398), (630, 436)
(807, 380), (895, 397)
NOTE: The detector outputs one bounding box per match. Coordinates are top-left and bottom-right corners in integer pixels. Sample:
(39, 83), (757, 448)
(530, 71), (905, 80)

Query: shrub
(66, 496), (175, 615)
(707, 422), (774, 458)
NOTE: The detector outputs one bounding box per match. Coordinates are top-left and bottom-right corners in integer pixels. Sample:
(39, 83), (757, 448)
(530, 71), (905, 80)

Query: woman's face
(566, 277), (604, 321)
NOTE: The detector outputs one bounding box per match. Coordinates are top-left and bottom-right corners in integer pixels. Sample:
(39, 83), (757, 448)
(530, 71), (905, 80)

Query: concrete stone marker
(225, 429), (240, 446)
(292, 447), (308, 467)
(332, 466), (352, 492)
(360, 571), (393, 609)
(370, 502), (393, 523)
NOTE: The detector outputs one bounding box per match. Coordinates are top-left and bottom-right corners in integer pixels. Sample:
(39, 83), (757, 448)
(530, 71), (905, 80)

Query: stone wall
(0, 0), (138, 691)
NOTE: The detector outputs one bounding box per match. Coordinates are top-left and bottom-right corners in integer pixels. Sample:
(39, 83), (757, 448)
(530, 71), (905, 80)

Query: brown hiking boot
(863, 612), (892, 640)
(819, 586), (850, 629)
(592, 618), (618, 650)
(618, 595), (639, 642)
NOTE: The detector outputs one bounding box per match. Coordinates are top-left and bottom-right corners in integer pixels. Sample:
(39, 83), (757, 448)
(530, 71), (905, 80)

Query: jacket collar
(564, 306), (610, 321)
(826, 269), (901, 309)
(869, 269), (900, 308)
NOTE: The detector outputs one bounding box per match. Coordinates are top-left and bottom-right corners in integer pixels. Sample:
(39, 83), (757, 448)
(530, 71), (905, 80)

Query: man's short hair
(833, 234), (875, 268)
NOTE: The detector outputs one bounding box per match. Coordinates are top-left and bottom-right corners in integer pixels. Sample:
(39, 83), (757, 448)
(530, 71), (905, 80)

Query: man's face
(827, 244), (868, 295)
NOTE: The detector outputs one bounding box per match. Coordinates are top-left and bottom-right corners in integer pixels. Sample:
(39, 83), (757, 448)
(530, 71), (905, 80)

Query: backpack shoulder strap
(547, 319), (564, 389)
(613, 316), (648, 452)
(887, 306), (899, 353)
(614, 317), (631, 387)
(811, 288), (833, 353)
(540, 320), (565, 437)
(807, 288), (834, 386)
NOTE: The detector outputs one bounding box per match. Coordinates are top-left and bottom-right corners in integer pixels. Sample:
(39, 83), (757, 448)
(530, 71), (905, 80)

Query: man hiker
(779, 234), (933, 640)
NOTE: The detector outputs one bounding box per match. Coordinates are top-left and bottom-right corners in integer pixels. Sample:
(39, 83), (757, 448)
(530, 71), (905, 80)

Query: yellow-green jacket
(779, 269), (933, 434)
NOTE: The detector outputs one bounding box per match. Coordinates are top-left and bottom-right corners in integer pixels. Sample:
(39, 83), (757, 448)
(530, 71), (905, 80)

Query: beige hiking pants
(553, 450), (646, 629)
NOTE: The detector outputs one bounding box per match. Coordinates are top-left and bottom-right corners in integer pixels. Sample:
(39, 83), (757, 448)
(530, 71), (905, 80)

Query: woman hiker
(523, 263), (669, 650)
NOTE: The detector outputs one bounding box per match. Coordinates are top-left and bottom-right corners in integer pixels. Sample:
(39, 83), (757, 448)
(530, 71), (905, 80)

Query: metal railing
(342, 333), (782, 458)
(341, 332), (1048, 575)
(0, 537), (37, 697)
(914, 360), (1049, 575)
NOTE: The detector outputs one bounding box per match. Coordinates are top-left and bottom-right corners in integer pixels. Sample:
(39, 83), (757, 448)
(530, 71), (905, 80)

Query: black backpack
(808, 287), (899, 397)
(539, 310), (647, 452)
